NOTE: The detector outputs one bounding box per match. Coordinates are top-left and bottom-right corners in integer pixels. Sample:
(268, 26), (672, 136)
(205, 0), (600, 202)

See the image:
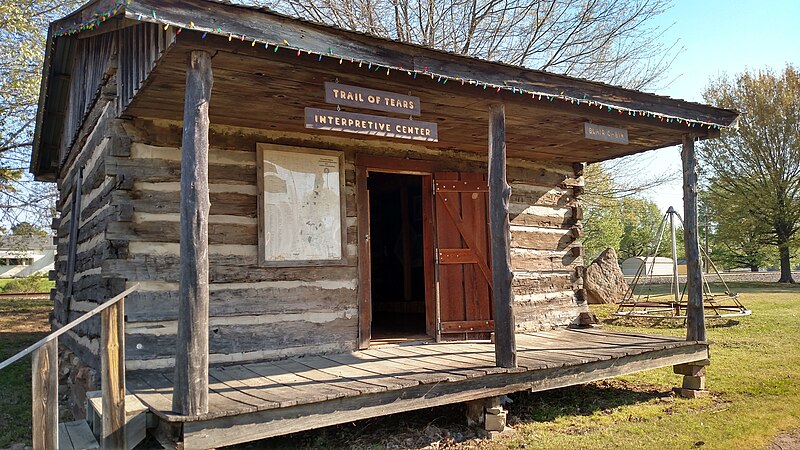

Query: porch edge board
(177, 343), (708, 449)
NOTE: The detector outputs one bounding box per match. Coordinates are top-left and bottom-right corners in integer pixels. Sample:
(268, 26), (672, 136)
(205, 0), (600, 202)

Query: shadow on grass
(509, 379), (666, 423)
(601, 316), (741, 330)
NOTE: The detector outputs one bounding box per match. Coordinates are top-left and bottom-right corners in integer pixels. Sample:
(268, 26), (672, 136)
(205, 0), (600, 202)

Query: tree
(704, 189), (774, 271)
(617, 196), (664, 260)
(581, 163), (624, 259)
(700, 66), (800, 283)
(0, 1), (77, 230)
(10, 221), (48, 236)
(253, 0), (680, 89)
(581, 163), (671, 260)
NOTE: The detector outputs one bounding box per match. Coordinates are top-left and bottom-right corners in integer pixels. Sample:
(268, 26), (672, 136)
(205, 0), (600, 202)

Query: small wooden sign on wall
(584, 122), (629, 144)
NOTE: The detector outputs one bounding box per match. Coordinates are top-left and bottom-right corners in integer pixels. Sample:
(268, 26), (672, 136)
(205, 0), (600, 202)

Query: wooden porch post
(173, 50), (212, 416)
(488, 103), (516, 368)
(682, 134), (706, 342)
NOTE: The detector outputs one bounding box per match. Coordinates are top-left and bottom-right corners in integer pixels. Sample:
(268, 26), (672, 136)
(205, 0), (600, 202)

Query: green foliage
(582, 164), (669, 261)
(0, 1), (78, 229)
(9, 221), (47, 236)
(617, 197), (667, 260)
(700, 65), (800, 282)
(581, 164), (623, 258)
(704, 194), (775, 271)
(1, 275), (51, 293)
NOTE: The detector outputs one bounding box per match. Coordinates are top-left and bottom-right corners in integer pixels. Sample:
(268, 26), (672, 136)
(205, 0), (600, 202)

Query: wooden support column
(682, 134), (706, 343)
(488, 103), (516, 368)
(101, 300), (126, 449)
(32, 340), (58, 450)
(173, 50), (212, 416)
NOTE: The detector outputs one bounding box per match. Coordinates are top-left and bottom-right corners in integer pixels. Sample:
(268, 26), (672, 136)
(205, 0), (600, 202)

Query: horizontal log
(128, 187), (258, 217)
(511, 227), (576, 251)
(105, 155), (256, 185)
(106, 221), (257, 245)
(129, 143), (256, 166)
(124, 283), (357, 322)
(514, 294), (585, 331)
(509, 205), (574, 229)
(509, 185), (573, 207)
(126, 317), (357, 361)
(510, 248), (581, 272)
(512, 273), (575, 295)
(104, 257), (357, 283)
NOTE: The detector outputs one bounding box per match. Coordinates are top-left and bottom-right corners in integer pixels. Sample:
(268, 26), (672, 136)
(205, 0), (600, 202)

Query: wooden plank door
(435, 172), (494, 339)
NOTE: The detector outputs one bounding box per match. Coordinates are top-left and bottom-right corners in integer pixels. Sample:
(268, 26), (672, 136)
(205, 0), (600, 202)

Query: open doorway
(368, 172), (427, 341)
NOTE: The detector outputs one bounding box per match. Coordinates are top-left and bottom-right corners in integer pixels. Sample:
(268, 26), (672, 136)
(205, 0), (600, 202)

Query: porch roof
(32, 0), (739, 179)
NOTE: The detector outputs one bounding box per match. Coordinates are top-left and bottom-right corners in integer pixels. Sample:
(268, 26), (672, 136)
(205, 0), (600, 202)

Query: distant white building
(0, 236), (55, 278)
(621, 256), (678, 277)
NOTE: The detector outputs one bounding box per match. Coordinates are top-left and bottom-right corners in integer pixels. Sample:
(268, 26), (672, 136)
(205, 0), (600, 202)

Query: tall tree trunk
(778, 242), (795, 283)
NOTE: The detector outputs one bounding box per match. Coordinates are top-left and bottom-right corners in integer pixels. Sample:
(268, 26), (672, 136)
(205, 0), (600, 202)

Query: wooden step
(85, 390), (148, 450)
(58, 420), (99, 450)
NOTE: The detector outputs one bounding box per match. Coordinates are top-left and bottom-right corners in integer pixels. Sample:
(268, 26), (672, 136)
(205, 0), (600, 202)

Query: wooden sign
(305, 107), (438, 142)
(325, 82), (421, 116)
(584, 122), (629, 144)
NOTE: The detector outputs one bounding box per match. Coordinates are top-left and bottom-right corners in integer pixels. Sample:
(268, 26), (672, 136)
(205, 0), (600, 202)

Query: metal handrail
(0, 284), (139, 371)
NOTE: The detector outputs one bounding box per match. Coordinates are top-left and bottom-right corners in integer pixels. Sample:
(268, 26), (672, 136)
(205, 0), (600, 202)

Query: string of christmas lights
(53, 2), (725, 130)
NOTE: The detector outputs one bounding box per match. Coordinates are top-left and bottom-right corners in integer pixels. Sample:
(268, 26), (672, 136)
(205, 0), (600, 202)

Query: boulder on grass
(584, 247), (628, 304)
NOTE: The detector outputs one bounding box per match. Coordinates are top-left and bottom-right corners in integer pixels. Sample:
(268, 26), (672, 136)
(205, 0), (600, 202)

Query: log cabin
(27, 0), (738, 447)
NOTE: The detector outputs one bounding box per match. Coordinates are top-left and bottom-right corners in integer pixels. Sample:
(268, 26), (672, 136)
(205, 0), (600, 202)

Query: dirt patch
(769, 429), (800, 450)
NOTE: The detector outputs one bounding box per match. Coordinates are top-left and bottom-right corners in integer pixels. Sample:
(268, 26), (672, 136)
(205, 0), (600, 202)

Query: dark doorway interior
(368, 172), (426, 340)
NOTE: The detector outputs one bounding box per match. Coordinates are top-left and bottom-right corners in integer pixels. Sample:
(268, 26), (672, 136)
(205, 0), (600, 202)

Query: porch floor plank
(207, 365), (282, 409)
(130, 329), (710, 448)
(273, 357), (386, 395)
(242, 362), (330, 406)
(367, 345), (492, 379)
(319, 353), (420, 389)
(398, 344), (511, 375)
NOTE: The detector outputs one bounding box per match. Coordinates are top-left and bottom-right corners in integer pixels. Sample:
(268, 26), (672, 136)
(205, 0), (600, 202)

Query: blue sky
(628, 0), (800, 212)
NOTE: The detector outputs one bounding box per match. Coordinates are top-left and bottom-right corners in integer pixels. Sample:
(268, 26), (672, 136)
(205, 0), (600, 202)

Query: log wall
(508, 164), (588, 331)
(51, 24), (176, 370)
(54, 111), (585, 371)
(99, 118), (586, 369)
(104, 119), (360, 370)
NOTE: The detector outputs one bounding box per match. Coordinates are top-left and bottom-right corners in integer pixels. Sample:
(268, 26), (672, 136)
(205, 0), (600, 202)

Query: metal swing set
(614, 206), (751, 320)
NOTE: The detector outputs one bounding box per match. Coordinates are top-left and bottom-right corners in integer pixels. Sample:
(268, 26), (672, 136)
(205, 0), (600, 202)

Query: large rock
(584, 247), (628, 304)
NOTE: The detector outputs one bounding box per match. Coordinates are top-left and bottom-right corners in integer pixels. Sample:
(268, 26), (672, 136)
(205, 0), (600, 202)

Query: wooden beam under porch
(127, 329), (709, 449)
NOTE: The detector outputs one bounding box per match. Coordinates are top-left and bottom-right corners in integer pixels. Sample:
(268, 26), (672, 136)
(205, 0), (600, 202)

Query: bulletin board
(257, 144), (345, 265)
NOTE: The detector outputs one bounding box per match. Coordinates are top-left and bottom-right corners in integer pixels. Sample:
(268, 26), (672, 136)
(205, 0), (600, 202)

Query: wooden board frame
(256, 143), (347, 267)
(356, 155), (438, 349)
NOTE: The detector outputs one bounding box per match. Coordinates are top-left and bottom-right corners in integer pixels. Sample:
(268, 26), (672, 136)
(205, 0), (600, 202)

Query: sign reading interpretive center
(325, 82), (421, 116)
(305, 107), (438, 142)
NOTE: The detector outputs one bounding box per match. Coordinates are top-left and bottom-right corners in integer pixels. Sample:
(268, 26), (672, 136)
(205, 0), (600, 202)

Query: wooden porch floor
(127, 328), (708, 448)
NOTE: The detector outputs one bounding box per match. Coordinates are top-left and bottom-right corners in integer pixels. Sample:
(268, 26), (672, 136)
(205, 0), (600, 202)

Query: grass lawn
(492, 282), (800, 450)
(1, 283), (799, 449)
(0, 296), (52, 448)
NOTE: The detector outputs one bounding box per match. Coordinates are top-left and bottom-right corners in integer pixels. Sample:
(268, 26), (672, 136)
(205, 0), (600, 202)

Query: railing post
(32, 339), (58, 450)
(101, 297), (126, 449)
